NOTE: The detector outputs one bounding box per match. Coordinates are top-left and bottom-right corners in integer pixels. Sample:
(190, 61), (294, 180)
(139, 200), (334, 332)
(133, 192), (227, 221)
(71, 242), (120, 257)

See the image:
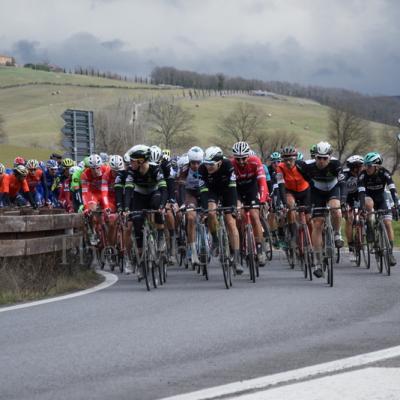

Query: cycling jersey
(176, 166), (204, 206)
(3, 173), (36, 207)
(81, 165), (112, 210)
(231, 155), (268, 203)
(160, 158), (176, 200)
(276, 162), (309, 193)
(199, 158), (237, 209)
(0, 173), (10, 207)
(341, 169), (359, 207)
(358, 167), (398, 209)
(27, 168), (48, 203)
(58, 177), (74, 213)
(102, 168), (118, 212)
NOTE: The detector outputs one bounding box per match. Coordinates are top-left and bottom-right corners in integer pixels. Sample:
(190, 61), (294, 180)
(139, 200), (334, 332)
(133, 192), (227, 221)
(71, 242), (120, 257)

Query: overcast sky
(1, 0), (399, 95)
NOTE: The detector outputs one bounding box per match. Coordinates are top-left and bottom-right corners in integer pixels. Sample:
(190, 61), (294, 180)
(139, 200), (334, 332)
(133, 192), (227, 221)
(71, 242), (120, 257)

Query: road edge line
(0, 270), (118, 314)
(161, 345), (400, 400)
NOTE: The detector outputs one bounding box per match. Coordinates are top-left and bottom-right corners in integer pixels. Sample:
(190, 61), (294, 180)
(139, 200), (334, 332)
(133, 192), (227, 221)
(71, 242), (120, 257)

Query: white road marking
(231, 368), (400, 399)
(161, 345), (400, 400)
(0, 270), (118, 314)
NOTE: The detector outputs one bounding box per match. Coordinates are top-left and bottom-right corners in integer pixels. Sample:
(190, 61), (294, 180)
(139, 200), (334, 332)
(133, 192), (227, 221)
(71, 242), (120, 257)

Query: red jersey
(81, 165), (111, 209)
(26, 169), (43, 192)
(5, 174), (30, 197)
(58, 177), (74, 213)
(276, 162), (309, 192)
(231, 155), (269, 202)
(0, 174), (10, 193)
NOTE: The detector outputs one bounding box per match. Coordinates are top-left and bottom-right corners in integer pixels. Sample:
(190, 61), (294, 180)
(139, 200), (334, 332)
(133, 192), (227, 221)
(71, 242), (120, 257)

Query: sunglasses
(204, 161), (217, 167)
(235, 156), (248, 161)
(190, 160), (201, 164)
(28, 168), (37, 172)
(316, 156), (329, 160)
(130, 158), (145, 163)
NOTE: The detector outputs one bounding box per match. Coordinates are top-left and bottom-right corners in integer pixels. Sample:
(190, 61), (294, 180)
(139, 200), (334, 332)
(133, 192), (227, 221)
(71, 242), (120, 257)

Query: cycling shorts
(85, 191), (115, 212)
(367, 195), (392, 221)
(185, 189), (200, 208)
(207, 188), (236, 212)
(311, 185), (340, 217)
(237, 181), (259, 207)
(286, 187), (311, 210)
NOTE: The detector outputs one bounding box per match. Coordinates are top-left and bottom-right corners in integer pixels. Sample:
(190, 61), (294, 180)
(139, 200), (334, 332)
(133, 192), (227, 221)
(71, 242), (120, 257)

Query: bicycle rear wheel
(380, 224), (391, 276)
(219, 225), (232, 289)
(198, 224), (209, 280)
(246, 225), (256, 283)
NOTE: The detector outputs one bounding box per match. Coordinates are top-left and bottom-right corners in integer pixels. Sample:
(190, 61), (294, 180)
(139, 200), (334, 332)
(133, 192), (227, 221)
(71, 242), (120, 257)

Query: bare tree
(217, 102), (267, 143)
(94, 98), (149, 154)
(0, 114), (7, 144)
(147, 98), (194, 148)
(328, 106), (372, 162)
(266, 130), (299, 154)
(380, 126), (400, 175)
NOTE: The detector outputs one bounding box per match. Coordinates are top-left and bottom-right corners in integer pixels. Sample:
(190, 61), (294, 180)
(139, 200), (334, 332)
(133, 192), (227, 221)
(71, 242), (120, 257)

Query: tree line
(151, 66), (400, 126)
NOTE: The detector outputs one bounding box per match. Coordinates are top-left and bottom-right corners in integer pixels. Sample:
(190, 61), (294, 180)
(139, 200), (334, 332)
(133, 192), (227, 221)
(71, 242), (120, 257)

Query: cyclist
(58, 164), (78, 213)
(341, 155), (364, 261)
(358, 152), (398, 266)
(70, 157), (90, 212)
(81, 154), (112, 244)
(198, 146), (242, 274)
(0, 163), (10, 207)
(124, 145), (167, 275)
(296, 141), (346, 278)
(13, 156), (26, 168)
(276, 146), (311, 245)
(3, 165), (37, 208)
(45, 160), (61, 206)
(26, 159), (49, 206)
(176, 146), (204, 265)
(231, 141), (269, 266)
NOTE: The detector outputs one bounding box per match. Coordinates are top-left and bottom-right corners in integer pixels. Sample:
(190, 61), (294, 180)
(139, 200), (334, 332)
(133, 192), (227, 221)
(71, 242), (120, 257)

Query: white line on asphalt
(0, 270), (118, 314)
(161, 345), (400, 400)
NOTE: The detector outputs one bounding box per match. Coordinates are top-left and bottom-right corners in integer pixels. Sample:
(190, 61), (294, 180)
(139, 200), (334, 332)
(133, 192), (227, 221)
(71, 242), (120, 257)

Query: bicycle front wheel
(219, 225), (232, 289)
(246, 225), (256, 283)
(380, 224), (391, 276)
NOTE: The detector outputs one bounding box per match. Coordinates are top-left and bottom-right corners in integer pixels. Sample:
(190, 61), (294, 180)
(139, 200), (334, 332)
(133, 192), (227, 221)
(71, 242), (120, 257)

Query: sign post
(61, 109), (95, 162)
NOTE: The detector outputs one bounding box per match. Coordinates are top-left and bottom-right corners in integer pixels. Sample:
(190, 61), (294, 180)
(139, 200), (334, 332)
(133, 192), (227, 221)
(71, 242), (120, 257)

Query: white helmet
(316, 141), (332, 156)
(232, 141), (250, 157)
(177, 154), (189, 169)
(187, 146), (204, 162)
(69, 166), (81, 175)
(99, 152), (109, 163)
(150, 145), (163, 164)
(204, 146), (223, 164)
(346, 155), (364, 166)
(109, 155), (125, 171)
(88, 154), (102, 168)
(78, 161), (85, 169)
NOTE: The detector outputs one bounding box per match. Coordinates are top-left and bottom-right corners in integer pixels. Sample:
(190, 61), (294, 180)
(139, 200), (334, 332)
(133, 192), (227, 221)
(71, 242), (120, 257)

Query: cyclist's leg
(106, 201), (117, 247)
(286, 191), (297, 243)
(375, 197), (396, 266)
(207, 191), (219, 254)
(311, 188), (326, 277)
(185, 190), (199, 264)
(327, 185), (343, 248)
(365, 196), (375, 242)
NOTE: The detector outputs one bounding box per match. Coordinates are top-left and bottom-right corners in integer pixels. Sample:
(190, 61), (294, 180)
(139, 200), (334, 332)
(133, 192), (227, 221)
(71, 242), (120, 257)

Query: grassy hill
(0, 66), (390, 166)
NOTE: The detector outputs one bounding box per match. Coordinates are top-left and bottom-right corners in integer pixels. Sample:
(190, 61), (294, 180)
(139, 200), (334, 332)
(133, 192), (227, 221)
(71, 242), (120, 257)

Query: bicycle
(238, 204), (260, 283)
(311, 206), (340, 287)
(85, 209), (108, 270)
(294, 206), (313, 281)
(129, 209), (162, 291)
(351, 207), (370, 269)
(260, 203), (273, 261)
(369, 210), (393, 276)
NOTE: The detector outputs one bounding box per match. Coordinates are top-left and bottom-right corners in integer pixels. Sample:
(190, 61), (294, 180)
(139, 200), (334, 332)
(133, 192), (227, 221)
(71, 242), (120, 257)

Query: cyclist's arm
(357, 173), (366, 209)
(124, 174), (134, 211)
(276, 170), (287, 207)
(338, 171), (347, 204)
(114, 172), (125, 211)
(256, 160), (268, 202)
(159, 179), (168, 208)
(384, 170), (398, 205)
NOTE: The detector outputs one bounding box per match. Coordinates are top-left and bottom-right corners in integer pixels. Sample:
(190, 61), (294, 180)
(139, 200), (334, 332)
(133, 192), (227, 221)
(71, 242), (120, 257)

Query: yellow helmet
(62, 158), (75, 168)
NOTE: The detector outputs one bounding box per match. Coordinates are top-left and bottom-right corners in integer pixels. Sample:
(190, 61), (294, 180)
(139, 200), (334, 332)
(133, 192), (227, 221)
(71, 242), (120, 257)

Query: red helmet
(14, 156), (26, 167)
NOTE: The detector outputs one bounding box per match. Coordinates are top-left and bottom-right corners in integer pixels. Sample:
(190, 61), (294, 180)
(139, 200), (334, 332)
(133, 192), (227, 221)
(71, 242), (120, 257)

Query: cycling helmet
(99, 152), (109, 163)
(0, 163), (5, 174)
(162, 149), (171, 158)
(346, 155), (364, 168)
(128, 145), (151, 161)
(188, 146), (204, 162)
(177, 154), (189, 169)
(26, 159), (39, 169)
(297, 152), (304, 161)
(364, 152), (382, 166)
(83, 156), (90, 168)
(62, 158), (75, 168)
(309, 144), (317, 159)
(123, 153), (130, 164)
(281, 146), (297, 158)
(270, 152), (281, 162)
(232, 141), (251, 157)
(109, 155), (125, 171)
(88, 154), (103, 168)
(316, 141), (332, 156)
(204, 146), (223, 164)
(46, 159), (58, 170)
(14, 165), (28, 177)
(14, 156), (26, 167)
(150, 145), (163, 164)
(69, 166), (81, 175)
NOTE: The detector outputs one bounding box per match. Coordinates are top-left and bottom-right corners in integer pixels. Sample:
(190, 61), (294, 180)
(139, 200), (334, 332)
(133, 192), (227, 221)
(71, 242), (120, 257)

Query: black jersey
(198, 158), (236, 193)
(341, 168), (359, 197)
(297, 159), (342, 192)
(125, 164), (166, 194)
(358, 167), (396, 199)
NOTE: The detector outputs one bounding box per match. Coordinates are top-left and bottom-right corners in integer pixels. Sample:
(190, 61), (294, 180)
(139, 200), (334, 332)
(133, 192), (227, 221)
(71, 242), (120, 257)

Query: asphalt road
(1, 251), (400, 400)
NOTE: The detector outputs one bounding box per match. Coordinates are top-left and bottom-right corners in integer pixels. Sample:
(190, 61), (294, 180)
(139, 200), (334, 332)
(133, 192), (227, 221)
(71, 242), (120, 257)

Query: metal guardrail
(0, 209), (84, 257)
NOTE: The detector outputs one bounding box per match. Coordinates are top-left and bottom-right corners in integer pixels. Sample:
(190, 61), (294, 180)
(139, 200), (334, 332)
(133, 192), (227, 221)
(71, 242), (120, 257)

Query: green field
(0, 66), (391, 167)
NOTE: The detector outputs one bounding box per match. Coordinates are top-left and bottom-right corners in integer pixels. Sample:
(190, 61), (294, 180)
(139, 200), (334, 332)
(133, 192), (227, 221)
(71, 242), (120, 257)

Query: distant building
(0, 54), (15, 66)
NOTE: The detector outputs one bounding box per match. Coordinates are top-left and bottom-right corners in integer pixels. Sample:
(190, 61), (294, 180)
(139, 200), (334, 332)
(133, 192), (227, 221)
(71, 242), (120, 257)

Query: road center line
(0, 270), (118, 314)
(160, 345), (400, 400)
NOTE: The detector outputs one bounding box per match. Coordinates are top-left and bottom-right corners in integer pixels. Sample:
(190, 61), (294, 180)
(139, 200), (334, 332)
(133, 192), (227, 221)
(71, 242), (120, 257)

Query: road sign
(61, 109), (95, 162)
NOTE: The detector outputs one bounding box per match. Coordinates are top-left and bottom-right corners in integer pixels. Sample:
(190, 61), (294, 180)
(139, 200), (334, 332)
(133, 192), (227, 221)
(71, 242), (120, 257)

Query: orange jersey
(81, 165), (111, 209)
(0, 174), (10, 193)
(26, 169), (43, 192)
(6, 174), (30, 197)
(276, 162), (309, 192)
